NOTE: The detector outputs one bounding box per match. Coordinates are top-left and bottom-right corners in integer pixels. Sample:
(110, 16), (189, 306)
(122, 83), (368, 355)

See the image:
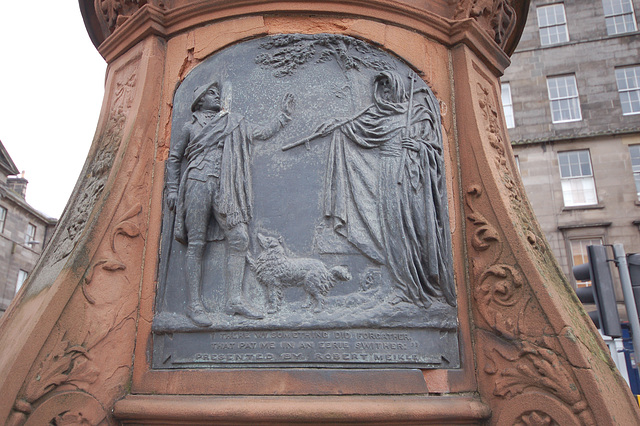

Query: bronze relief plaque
(152, 34), (459, 369)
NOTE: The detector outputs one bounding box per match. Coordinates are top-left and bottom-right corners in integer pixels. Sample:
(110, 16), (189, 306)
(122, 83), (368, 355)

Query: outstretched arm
(252, 93), (295, 140)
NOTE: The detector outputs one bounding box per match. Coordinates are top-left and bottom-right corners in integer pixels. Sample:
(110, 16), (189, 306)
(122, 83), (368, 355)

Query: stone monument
(0, 1), (638, 424)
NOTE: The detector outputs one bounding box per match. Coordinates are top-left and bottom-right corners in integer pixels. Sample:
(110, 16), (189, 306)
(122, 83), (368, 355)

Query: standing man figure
(166, 82), (294, 326)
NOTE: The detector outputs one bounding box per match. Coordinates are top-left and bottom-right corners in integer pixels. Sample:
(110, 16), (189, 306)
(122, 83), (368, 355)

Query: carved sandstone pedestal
(1, 1), (639, 424)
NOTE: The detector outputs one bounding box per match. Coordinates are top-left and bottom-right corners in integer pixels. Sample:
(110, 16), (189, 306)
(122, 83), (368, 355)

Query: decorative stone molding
(454, 0), (517, 47)
(94, 0), (166, 34)
(51, 65), (138, 265)
(454, 46), (637, 425)
(5, 51), (148, 423)
(7, 338), (100, 425)
(80, 0), (529, 64)
(0, 38), (165, 424)
(465, 183), (593, 424)
(13, 391), (106, 426)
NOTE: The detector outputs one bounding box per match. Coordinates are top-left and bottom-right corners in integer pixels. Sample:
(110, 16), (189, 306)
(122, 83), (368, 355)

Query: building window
(537, 3), (569, 46)
(630, 145), (640, 199)
(25, 223), (36, 244)
(602, 0), (638, 35)
(558, 150), (598, 207)
(0, 207), (6, 233)
(570, 239), (603, 288)
(501, 82), (515, 128)
(547, 75), (582, 123)
(16, 270), (28, 293)
(616, 66), (640, 115)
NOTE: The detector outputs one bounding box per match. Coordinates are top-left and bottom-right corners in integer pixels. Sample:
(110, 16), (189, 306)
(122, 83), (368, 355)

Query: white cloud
(0, 2), (107, 218)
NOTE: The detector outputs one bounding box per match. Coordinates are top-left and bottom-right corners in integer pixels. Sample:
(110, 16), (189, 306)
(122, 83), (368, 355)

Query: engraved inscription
(155, 329), (454, 368)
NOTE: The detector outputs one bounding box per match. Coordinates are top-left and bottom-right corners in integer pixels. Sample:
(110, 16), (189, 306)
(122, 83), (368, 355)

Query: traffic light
(574, 285), (600, 328)
(573, 245), (622, 338)
(627, 253), (640, 321)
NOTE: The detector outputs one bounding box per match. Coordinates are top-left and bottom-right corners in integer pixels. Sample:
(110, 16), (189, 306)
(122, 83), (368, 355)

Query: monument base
(0, 1), (638, 425)
(113, 395), (491, 425)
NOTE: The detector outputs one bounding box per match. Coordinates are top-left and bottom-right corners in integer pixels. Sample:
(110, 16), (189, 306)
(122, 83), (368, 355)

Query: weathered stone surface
(0, 1), (639, 425)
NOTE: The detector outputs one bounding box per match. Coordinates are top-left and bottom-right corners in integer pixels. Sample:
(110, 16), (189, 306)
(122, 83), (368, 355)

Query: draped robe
(323, 92), (456, 308)
(170, 111), (253, 244)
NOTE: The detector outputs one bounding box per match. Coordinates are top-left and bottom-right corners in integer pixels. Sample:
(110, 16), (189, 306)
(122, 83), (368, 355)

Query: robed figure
(318, 71), (456, 308)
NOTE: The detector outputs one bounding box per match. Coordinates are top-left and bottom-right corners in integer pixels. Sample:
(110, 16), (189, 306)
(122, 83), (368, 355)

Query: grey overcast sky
(0, 2), (107, 218)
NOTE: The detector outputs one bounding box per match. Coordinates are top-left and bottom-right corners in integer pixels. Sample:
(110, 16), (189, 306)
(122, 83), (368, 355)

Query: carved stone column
(0, 1), (638, 424)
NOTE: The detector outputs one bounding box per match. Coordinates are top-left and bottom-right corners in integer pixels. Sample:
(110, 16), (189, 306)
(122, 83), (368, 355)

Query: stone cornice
(557, 222), (612, 231)
(113, 394), (492, 423)
(82, 0), (528, 71)
(511, 126), (640, 146)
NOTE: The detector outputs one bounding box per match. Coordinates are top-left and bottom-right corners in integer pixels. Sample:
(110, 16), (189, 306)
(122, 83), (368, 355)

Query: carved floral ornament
(8, 181), (145, 426)
(51, 68), (138, 264)
(9, 337), (102, 424)
(5, 58), (145, 426)
(9, 170), (144, 425)
(475, 80), (544, 255)
(465, 80), (596, 424)
(454, 0), (517, 47)
(94, 0), (165, 33)
(466, 185), (595, 425)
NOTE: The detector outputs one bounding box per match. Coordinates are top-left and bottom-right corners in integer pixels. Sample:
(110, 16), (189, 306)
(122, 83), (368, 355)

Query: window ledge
(557, 221), (611, 231)
(604, 29), (640, 39)
(561, 204), (604, 212)
(552, 118), (582, 125)
(515, 31), (640, 54)
(539, 40), (572, 49)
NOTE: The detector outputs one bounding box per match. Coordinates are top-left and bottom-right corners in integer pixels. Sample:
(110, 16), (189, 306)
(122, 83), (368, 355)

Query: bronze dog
(248, 234), (351, 313)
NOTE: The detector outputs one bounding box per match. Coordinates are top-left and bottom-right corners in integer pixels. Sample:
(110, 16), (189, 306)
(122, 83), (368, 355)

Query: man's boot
(226, 251), (263, 319)
(186, 241), (212, 327)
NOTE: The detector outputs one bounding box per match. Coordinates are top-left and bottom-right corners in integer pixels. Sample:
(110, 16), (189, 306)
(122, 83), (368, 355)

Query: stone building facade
(0, 141), (56, 315)
(503, 0), (640, 294)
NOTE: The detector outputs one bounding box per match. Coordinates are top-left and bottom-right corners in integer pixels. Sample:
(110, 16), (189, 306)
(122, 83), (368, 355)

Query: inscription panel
(152, 34), (459, 369)
(155, 329), (457, 368)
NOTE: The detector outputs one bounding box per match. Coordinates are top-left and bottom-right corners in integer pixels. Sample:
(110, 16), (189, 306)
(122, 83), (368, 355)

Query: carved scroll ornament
(467, 185), (595, 425)
(454, 0), (517, 47)
(9, 186), (145, 426)
(94, 0), (165, 33)
(466, 77), (597, 423)
(51, 69), (138, 264)
(7, 53), (149, 425)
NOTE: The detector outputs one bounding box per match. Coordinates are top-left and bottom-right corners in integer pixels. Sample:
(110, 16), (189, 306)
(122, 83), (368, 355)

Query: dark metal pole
(613, 243), (640, 361)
